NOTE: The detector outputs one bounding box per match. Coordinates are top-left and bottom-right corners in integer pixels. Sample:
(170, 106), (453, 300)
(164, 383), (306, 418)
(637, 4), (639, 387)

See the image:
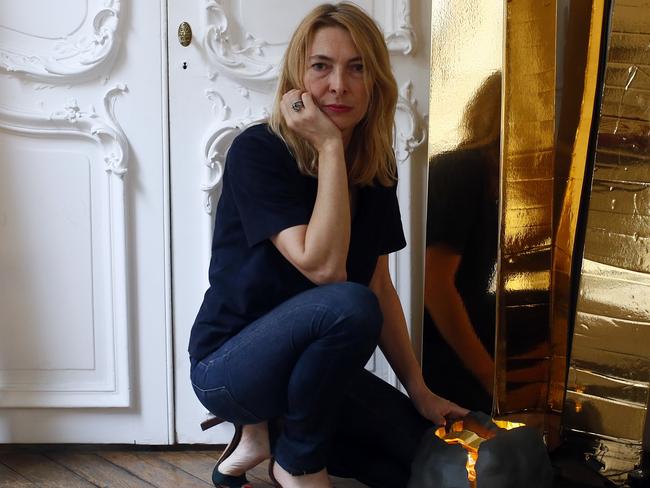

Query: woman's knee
(323, 282), (383, 340)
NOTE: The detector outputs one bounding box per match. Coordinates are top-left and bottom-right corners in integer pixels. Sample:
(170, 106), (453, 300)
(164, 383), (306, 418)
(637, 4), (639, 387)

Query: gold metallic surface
(425, 0), (503, 412)
(428, 0), (503, 155)
(496, 0), (557, 415)
(566, 0), (650, 461)
(495, 2), (607, 440)
(548, 0), (606, 416)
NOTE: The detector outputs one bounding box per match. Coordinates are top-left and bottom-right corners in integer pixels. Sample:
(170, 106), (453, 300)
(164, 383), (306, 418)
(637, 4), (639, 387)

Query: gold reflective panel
(424, 0), (503, 414)
(565, 0), (650, 475)
(496, 0), (557, 420)
(495, 1), (606, 447)
(548, 1), (606, 419)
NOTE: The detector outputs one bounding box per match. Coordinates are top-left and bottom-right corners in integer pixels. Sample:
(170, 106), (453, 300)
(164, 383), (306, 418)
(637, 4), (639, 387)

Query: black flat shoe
(212, 425), (252, 488)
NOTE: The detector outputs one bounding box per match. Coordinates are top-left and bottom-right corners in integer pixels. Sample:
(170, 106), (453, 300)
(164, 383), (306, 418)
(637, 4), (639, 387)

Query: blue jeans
(191, 282), (384, 475)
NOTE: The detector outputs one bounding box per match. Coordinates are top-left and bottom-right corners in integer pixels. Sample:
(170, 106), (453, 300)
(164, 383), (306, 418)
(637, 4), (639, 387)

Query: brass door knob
(178, 22), (192, 47)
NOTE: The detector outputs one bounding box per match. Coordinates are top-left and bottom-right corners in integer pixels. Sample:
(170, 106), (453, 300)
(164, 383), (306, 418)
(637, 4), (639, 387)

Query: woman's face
(303, 26), (371, 141)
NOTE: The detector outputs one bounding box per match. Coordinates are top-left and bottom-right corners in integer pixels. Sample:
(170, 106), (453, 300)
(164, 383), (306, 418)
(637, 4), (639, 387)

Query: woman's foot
(218, 422), (271, 476)
(271, 459), (332, 488)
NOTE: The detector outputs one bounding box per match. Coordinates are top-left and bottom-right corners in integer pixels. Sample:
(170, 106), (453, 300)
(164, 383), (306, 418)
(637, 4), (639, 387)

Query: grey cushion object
(407, 427), (471, 488)
(475, 426), (553, 488)
(407, 413), (553, 488)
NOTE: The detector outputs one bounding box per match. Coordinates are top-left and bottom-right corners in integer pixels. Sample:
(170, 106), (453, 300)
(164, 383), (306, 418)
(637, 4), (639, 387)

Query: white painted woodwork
(0, 0), (430, 444)
(169, 0), (431, 443)
(0, 0), (171, 442)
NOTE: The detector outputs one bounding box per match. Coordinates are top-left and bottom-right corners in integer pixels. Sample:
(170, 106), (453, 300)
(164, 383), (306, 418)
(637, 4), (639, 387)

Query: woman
(189, 3), (468, 487)
(423, 73), (502, 414)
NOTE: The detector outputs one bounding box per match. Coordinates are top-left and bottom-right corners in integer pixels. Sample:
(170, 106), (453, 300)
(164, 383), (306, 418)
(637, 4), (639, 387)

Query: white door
(169, 0), (432, 443)
(0, 0), (172, 443)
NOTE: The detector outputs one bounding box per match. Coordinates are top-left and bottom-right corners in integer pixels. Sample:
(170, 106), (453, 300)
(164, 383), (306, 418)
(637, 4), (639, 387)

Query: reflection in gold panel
(428, 0), (504, 153)
(423, 0), (503, 414)
(496, 0), (606, 446)
(566, 0), (650, 472)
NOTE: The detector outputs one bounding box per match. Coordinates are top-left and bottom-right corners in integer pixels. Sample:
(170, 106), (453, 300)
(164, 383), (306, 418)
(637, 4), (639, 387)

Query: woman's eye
(312, 63), (327, 71)
(351, 63), (364, 73)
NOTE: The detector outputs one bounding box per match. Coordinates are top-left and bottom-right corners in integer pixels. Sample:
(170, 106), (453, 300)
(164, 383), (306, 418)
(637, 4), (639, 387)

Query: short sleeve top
(189, 124), (406, 361)
(425, 147), (498, 349)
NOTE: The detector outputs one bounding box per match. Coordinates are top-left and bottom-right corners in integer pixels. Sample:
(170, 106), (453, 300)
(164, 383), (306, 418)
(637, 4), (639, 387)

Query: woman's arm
(424, 244), (494, 393)
(370, 255), (468, 425)
(270, 90), (350, 285)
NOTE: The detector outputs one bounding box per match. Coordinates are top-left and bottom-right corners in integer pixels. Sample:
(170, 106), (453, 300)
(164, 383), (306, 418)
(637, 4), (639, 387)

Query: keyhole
(182, 61), (188, 70)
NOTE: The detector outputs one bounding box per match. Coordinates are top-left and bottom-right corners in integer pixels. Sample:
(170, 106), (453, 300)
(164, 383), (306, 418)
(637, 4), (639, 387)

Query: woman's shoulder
(230, 123), (287, 155)
(226, 123), (298, 179)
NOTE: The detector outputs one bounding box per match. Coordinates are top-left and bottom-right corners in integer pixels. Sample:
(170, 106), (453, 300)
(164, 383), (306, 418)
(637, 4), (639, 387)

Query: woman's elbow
(309, 267), (347, 285)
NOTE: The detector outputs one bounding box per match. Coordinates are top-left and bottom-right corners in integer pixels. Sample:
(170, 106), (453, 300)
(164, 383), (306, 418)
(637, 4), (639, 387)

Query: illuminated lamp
(408, 412), (553, 488)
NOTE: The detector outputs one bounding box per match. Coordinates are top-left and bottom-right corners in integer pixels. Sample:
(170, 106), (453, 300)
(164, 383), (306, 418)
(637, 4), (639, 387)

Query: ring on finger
(291, 100), (305, 112)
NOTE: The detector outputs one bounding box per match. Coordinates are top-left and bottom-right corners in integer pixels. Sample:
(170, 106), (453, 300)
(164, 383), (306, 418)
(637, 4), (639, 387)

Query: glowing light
(435, 418), (527, 486)
(467, 450), (478, 483)
(493, 420), (526, 430)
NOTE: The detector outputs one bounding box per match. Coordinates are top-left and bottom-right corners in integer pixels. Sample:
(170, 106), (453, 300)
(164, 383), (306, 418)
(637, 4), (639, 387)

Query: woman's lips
(324, 104), (352, 113)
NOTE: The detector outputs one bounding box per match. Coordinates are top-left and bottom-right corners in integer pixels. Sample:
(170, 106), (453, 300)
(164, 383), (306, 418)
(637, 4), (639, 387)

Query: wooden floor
(0, 445), (368, 487)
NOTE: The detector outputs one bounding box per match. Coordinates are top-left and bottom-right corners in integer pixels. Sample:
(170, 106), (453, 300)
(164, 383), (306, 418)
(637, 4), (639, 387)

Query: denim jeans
(328, 368), (433, 488)
(190, 282), (386, 476)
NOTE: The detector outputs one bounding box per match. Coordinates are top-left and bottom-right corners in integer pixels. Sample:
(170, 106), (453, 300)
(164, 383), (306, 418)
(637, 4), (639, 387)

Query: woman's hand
(409, 384), (469, 427)
(279, 89), (342, 152)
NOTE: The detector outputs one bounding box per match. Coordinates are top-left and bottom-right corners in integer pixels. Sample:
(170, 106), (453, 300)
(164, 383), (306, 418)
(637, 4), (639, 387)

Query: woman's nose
(329, 68), (348, 93)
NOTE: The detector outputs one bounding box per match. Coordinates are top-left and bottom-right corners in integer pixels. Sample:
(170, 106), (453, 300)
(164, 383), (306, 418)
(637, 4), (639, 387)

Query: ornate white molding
(385, 0), (417, 55)
(202, 107), (269, 214)
(0, 0), (121, 81)
(206, 89), (232, 121)
(202, 0), (417, 90)
(0, 85), (129, 176)
(394, 81), (425, 163)
(0, 85), (131, 407)
(203, 0), (281, 91)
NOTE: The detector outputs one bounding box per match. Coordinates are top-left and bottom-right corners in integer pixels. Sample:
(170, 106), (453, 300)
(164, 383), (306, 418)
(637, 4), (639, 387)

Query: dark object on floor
(628, 468), (650, 488)
(408, 427), (470, 488)
(408, 412), (552, 488)
(476, 426), (553, 488)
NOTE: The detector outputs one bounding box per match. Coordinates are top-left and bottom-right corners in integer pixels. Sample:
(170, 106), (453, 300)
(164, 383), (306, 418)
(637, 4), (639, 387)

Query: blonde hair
(459, 71), (502, 150)
(268, 2), (398, 187)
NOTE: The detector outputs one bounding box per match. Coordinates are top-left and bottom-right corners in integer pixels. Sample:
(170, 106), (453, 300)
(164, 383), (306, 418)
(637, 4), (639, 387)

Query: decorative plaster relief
(385, 0), (417, 55)
(0, 85), (129, 176)
(0, 0), (121, 81)
(395, 81), (426, 163)
(202, 107), (268, 214)
(0, 86), (131, 407)
(203, 0), (416, 91)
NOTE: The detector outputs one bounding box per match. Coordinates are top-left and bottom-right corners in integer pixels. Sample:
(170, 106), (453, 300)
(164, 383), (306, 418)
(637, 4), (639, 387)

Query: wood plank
(155, 451), (273, 487)
(0, 447), (368, 487)
(0, 462), (35, 486)
(0, 452), (95, 487)
(150, 451), (213, 484)
(47, 451), (154, 488)
(98, 451), (211, 487)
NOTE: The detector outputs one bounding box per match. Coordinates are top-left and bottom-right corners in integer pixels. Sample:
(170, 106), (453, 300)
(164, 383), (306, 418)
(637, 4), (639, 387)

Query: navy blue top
(188, 124), (406, 361)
